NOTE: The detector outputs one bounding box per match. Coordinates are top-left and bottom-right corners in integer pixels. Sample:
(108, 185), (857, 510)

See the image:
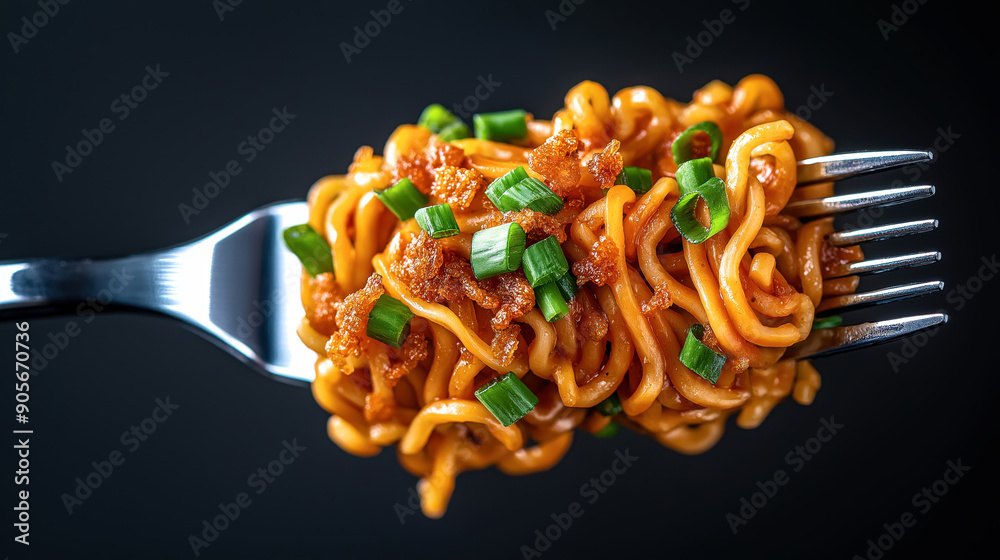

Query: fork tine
(796, 150), (933, 185)
(783, 312), (947, 360)
(828, 219), (938, 246)
(828, 251), (941, 277)
(816, 280), (944, 315)
(783, 185), (935, 218)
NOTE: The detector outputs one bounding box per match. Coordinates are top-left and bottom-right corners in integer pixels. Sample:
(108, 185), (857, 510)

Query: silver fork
(0, 150), (945, 384)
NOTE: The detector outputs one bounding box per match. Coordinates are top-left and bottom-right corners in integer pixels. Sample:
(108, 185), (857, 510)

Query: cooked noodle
(297, 75), (862, 517)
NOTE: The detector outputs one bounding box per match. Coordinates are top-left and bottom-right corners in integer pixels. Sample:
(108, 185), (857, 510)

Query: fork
(0, 150), (946, 384)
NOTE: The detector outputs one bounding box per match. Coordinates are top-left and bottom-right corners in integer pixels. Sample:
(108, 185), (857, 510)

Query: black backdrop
(2, 1), (995, 558)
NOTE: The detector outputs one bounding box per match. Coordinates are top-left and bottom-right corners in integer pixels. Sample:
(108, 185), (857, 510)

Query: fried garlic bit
(529, 129), (582, 197)
(587, 139), (623, 187)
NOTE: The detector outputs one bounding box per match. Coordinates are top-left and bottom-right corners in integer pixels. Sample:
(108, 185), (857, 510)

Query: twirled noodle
(297, 75), (863, 517)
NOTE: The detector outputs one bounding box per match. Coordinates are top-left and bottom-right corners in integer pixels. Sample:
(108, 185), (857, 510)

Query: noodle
(296, 75), (863, 517)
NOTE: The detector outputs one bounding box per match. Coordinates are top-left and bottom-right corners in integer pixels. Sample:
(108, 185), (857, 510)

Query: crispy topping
(426, 137), (465, 169)
(578, 309), (609, 341)
(482, 271), (535, 330)
(326, 273), (385, 369)
(490, 324), (520, 367)
(572, 236), (620, 287)
(431, 165), (483, 211)
(504, 208), (569, 243)
(307, 272), (342, 336)
(391, 232), (499, 307)
(641, 285), (673, 316)
(384, 332), (429, 386)
(587, 139), (624, 187)
(528, 129), (582, 197)
(392, 150), (433, 194)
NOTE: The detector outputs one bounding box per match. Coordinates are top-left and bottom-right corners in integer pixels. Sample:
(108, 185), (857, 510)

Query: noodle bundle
(295, 75), (862, 517)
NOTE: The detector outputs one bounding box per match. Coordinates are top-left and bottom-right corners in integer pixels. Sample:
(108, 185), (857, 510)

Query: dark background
(2, 1), (995, 558)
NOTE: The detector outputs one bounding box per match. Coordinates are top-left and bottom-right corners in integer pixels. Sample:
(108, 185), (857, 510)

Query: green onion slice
(366, 294), (414, 349)
(474, 372), (539, 426)
(675, 157), (715, 193)
(672, 121), (723, 165)
(417, 104), (458, 133)
(470, 222), (526, 280)
(473, 109), (528, 142)
(669, 176), (731, 244)
(596, 393), (622, 416)
(283, 224), (335, 277)
(593, 422), (620, 438)
(614, 166), (653, 195)
(679, 323), (727, 384)
(812, 315), (843, 330)
(498, 177), (564, 214)
(414, 204), (460, 239)
(485, 166), (530, 209)
(436, 121), (470, 142)
(533, 281), (570, 323)
(522, 236), (569, 287)
(554, 270), (579, 301)
(374, 178), (428, 222)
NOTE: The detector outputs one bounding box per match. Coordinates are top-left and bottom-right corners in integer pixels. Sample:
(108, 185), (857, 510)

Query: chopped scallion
(374, 178), (428, 221)
(498, 177), (564, 214)
(283, 224), (335, 277)
(812, 315), (843, 330)
(417, 104), (459, 133)
(486, 166), (530, 209)
(522, 236), (569, 287)
(533, 281), (570, 322)
(674, 157), (715, 193)
(672, 121), (723, 165)
(473, 109), (528, 142)
(669, 176), (731, 243)
(474, 372), (539, 426)
(436, 121), (470, 142)
(554, 270), (579, 301)
(596, 393), (622, 416)
(414, 204), (460, 239)
(678, 323), (727, 384)
(614, 166), (653, 195)
(366, 294), (414, 349)
(470, 222), (526, 280)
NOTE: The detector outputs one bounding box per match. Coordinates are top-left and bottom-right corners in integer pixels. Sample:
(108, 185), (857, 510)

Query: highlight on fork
(280, 75), (940, 518)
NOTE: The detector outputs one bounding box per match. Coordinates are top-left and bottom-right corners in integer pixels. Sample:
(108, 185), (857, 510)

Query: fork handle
(0, 255), (163, 317)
